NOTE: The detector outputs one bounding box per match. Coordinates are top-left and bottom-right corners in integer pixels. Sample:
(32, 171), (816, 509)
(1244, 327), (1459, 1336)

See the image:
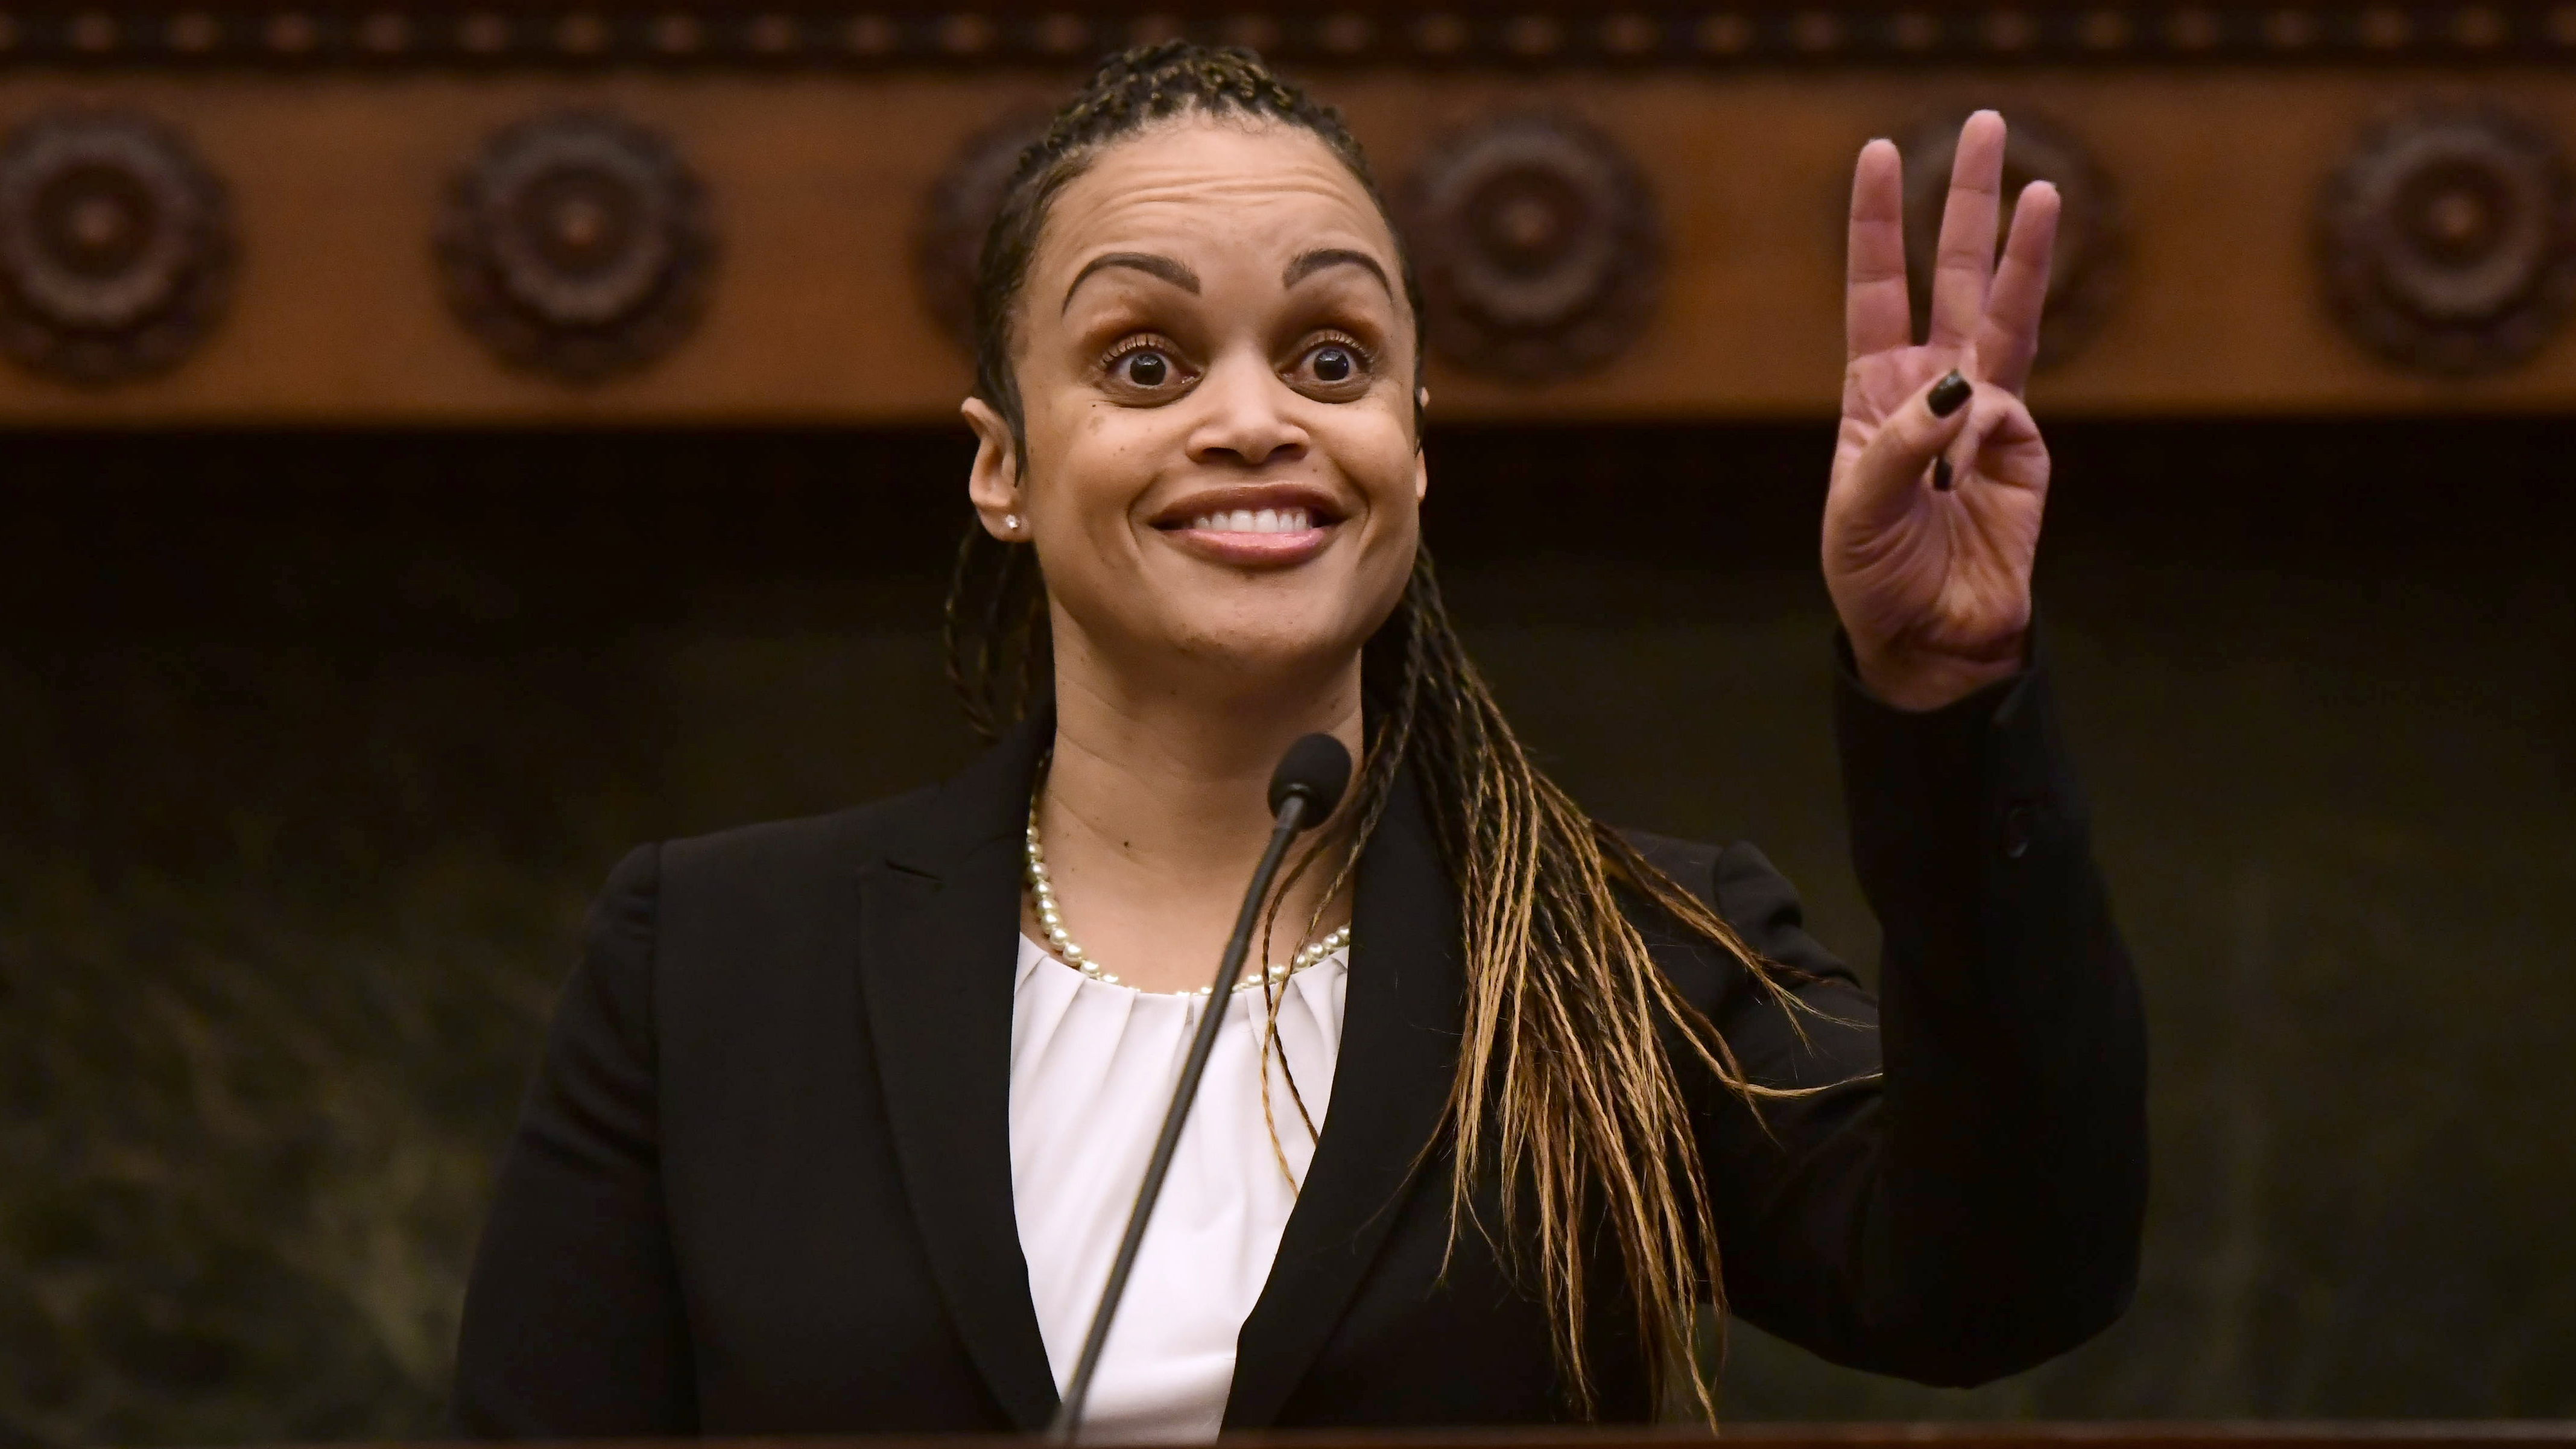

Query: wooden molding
(0, 3), (2570, 73)
(8, 71), (2576, 424)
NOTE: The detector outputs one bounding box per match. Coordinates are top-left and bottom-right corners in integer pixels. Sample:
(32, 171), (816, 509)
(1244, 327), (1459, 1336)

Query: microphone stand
(1045, 787), (1323, 1442)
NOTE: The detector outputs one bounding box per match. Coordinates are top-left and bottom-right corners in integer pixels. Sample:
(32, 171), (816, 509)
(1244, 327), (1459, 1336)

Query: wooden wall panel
(1, 65), (2573, 423)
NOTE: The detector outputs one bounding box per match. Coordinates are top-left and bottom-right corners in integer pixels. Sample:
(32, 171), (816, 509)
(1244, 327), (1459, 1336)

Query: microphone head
(1267, 733), (1353, 826)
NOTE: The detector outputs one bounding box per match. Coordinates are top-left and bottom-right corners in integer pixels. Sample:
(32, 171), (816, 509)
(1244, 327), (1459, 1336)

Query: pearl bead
(1025, 784), (1347, 994)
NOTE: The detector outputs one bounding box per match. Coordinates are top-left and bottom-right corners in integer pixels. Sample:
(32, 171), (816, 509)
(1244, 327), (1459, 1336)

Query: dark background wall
(1, 418), (2570, 1443)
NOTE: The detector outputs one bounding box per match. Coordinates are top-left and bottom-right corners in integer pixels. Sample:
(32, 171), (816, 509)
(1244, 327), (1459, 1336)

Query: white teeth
(1186, 506), (1321, 534)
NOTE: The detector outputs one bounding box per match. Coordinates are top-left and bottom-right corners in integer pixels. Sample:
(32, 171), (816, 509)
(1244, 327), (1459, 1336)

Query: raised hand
(1824, 110), (2057, 711)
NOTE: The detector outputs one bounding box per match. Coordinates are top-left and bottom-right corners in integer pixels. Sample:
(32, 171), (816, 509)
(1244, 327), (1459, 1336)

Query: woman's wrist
(1850, 633), (2028, 712)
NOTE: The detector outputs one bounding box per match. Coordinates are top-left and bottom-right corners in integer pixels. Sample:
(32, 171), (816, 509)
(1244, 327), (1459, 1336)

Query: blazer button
(2001, 801), (2036, 860)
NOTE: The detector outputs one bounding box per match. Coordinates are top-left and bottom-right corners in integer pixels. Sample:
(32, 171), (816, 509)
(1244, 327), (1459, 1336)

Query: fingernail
(1933, 458), (1955, 492)
(1928, 371), (1972, 417)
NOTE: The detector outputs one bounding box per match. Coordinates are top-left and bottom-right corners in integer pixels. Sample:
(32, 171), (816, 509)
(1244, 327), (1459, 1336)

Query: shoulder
(576, 784), (947, 948)
(657, 785), (939, 891)
(625, 784), (943, 941)
(1616, 827), (1805, 939)
(576, 787), (949, 1042)
(1615, 826), (1858, 1000)
(601, 715), (1040, 963)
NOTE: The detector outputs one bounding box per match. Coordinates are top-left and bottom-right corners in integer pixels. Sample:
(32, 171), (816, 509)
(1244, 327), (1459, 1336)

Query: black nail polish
(1928, 370), (1972, 417)
(1933, 458), (1955, 492)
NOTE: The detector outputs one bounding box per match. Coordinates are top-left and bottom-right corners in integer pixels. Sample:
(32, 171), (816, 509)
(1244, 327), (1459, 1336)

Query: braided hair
(945, 42), (1812, 1421)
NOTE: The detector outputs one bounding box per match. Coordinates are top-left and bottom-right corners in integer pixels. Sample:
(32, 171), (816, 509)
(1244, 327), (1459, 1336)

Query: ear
(961, 396), (1025, 540)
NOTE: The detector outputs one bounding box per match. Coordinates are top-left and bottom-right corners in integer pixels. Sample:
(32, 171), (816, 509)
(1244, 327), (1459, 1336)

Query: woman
(453, 44), (2145, 1439)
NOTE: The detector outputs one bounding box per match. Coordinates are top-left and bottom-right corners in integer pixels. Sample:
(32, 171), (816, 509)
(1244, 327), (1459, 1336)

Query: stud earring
(1002, 513), (1022, 533)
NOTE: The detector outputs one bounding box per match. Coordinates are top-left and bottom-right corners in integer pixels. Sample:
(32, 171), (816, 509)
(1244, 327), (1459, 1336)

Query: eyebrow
(1283, 247), (1394, 298)
(1062, 252), (1200, 312)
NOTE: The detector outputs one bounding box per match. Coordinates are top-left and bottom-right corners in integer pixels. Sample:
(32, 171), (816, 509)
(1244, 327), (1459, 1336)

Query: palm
(1824, 113), (2057, 700)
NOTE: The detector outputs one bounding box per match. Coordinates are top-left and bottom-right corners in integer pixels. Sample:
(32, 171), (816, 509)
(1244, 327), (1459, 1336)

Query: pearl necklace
(1022, 810), (1352, 997)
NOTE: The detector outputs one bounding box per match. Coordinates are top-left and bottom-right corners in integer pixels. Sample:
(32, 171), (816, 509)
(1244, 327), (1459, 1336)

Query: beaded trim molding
(1, 4), (2571, 71)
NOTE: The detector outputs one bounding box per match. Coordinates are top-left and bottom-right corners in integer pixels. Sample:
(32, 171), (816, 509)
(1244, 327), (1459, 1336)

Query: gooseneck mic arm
(1046, 732), (1354, 1442)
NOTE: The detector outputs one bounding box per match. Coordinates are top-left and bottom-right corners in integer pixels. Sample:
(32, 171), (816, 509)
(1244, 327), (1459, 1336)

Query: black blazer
(452, 649), (2147, 1435)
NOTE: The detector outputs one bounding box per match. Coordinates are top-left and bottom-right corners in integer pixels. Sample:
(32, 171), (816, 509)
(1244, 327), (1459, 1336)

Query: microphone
(1046, 732), (1354, 1442)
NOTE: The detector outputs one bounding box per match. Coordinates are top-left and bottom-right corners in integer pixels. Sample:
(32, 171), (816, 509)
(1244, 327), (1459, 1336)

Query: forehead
(1037, 117), (1399, 283)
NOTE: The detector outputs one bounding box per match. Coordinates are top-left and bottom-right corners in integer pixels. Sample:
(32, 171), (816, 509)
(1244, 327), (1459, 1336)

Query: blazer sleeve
(451, 843), (700, 1436)
(1685, 632), (2147, 1388)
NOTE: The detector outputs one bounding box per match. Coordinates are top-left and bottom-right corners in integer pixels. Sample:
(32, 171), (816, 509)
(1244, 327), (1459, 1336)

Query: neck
(1028, 621), (1364, 990)
(1048, 635), (1363, 872)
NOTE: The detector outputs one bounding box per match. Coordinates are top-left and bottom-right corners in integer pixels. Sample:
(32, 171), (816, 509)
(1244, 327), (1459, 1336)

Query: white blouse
(1008, 934), (1350, 1442)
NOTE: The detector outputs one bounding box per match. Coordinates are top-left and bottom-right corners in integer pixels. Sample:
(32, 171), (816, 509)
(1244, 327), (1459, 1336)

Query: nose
(1185, 352), (1308, 469)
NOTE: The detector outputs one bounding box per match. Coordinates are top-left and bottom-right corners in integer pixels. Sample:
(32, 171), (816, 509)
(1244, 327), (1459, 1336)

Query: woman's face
(964, 116), (1425, 699)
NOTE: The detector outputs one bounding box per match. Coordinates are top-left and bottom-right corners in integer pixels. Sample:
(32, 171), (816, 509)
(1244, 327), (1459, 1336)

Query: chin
(1062, 557), (1410, 694)
(1161, 607), (1378, 689)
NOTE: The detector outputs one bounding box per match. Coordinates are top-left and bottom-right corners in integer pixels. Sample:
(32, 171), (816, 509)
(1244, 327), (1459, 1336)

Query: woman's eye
(1294, 340), (1370, 393)
(1115, 349), (1172, 387)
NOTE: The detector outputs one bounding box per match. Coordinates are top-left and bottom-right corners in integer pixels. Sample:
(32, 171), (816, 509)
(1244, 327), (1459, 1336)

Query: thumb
(1841, 370), (1975, 532)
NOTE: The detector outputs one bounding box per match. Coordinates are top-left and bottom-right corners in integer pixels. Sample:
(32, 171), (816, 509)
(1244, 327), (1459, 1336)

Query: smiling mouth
(1176, 506), (1319, 534)
(1149, 493), (1344, 563)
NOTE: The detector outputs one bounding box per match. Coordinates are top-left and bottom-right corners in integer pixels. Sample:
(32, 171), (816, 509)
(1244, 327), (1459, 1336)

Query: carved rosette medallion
(2320, 106), (2576, 376)
(917, 109), (1052, 354)
(0, 110), (235, 385)
(1900, 112), (2122, 371)
(1397, 113), (1662, 383)
(437, 112), (713, 381)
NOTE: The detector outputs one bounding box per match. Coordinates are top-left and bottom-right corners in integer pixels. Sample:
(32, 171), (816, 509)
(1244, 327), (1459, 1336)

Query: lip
(1147, 483), (1347, 569)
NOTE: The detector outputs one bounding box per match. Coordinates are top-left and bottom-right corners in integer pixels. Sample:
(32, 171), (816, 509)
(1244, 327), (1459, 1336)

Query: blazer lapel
(853, 718), (1060, 1430)
(1225, 768), (1466, 1428)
